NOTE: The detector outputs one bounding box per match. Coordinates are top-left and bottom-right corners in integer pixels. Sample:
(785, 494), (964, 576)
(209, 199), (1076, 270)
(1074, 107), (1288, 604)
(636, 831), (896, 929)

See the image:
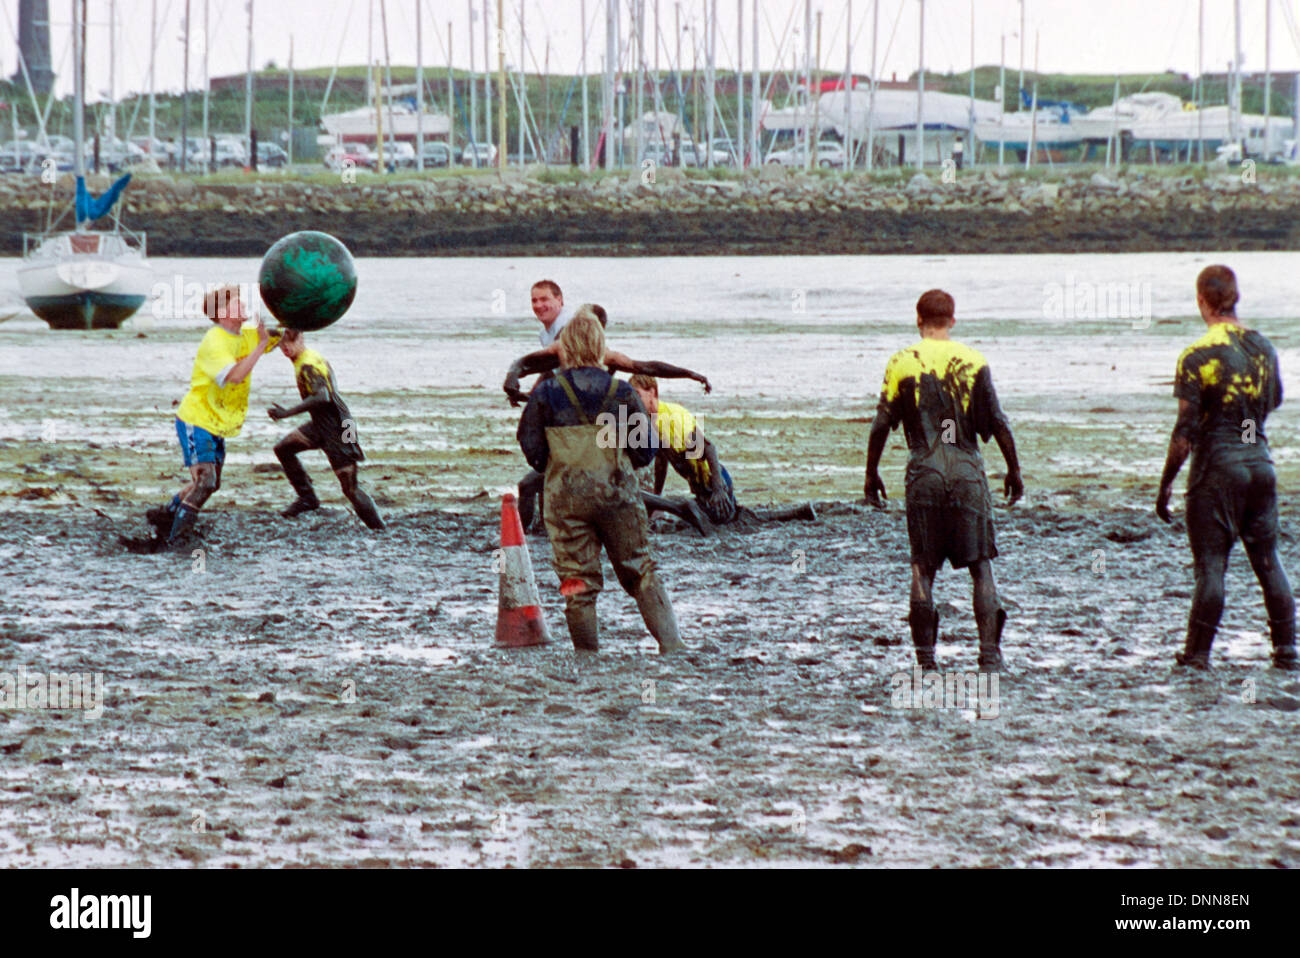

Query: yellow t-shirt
(175, 325), (273, 437)
(654, 400), (711, 490)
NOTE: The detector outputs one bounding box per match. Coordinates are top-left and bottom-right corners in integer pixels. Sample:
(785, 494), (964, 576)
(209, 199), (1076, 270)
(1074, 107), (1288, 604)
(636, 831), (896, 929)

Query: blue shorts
(176, 418), (226, 467)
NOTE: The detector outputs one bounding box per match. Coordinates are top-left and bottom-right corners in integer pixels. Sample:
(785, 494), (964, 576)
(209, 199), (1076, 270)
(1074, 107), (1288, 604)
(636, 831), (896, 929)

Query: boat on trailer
(16, 0), (151, 331)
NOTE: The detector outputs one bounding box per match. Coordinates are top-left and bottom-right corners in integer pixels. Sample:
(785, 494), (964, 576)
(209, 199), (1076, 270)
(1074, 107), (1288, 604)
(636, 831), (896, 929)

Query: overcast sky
(12, 1), (1300, 104)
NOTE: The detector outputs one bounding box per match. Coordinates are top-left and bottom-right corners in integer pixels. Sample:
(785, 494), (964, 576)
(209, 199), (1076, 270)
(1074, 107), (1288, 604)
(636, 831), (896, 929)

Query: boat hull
(18, 232), (152, 331)
(23, 291), (148, 330)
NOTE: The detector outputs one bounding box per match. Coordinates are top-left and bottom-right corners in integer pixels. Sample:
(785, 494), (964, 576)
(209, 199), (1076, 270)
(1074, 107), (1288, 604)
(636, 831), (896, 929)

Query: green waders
(543, 375), (685, 654)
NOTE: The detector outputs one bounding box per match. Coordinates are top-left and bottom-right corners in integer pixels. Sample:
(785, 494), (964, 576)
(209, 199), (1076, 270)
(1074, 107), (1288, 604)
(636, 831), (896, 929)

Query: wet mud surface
(3, 498), (1299, 867)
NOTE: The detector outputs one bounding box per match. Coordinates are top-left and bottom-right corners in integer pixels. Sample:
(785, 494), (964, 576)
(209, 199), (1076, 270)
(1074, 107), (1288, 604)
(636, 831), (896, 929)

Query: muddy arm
(1156, 399), (1196, 522)
(605, 350), (711, 393)
(653, 452), (668, 495)
(269, 370), (330, 420)
(503, 349), (560, 406)
(991, 422), (1024, 504)
(864, 416), (890, 507)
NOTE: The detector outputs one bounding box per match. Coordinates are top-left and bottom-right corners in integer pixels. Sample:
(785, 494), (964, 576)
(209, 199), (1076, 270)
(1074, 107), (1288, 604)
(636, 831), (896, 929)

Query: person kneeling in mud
(628, 374), (816, 533)
(864, 289), (1023, 672)
(507, 304), (715, 534)
(516, 313), (685, 654)
(266, 329), (385, 531)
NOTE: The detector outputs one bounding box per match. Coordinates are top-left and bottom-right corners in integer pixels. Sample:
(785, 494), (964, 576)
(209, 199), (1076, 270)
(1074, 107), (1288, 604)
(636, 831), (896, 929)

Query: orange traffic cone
(494, 494), (551, 648)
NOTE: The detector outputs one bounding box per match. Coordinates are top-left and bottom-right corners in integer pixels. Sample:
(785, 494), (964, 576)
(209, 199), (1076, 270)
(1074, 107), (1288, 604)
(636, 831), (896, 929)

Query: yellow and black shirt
(292, 347), (362, 458)
(1174, 322), (1281, 481)
(875, 338), (1008, 469)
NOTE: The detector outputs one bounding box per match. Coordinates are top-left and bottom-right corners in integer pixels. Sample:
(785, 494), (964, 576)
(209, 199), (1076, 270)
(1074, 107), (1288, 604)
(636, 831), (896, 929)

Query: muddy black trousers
(1186, 462), (1295, 650)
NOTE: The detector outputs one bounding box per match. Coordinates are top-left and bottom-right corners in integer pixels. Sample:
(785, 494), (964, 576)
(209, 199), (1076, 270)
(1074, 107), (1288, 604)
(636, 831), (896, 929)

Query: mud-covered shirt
(292, 347), (362, 457)
(517, 367), (658, 474)
(653, 400), (715, 497)
(176, 325), (276, 437)
(1173, 323), (1281, 487)
(874, 338), (1009, 483)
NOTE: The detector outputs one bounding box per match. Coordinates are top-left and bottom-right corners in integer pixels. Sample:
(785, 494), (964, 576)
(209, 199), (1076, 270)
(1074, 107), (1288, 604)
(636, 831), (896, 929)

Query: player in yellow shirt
(864, 289), (1023, 672)
(266, 329), (385, 530)
(628, 374), (816, 531)
(146, 284), (278, 549)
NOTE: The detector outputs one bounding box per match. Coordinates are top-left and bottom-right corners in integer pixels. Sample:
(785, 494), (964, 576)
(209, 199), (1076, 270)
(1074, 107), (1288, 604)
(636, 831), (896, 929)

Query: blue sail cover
(75, 173), (132, 223)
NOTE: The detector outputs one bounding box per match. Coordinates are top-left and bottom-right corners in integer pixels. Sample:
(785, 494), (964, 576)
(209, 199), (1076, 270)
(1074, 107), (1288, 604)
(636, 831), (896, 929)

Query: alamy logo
(49, 888), (151, 938)
(889, 666), (999, 719)
(0, 666), (104, 720)
(595, 407), (704, 459)
(1042, 273), (1152, 328)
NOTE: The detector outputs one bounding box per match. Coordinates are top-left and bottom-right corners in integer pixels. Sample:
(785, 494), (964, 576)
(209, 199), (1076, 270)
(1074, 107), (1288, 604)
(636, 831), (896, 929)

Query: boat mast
(968, 0), (974, 162)
(866, 0), (877, 170)
(181, 0), (190, 172)
(581, 0), (589, 168)
(203, 0), (209, 158)
(287, 34), (294, 165)
(842, 0), (850, 173)
(1018, 0), (1024, 105)
(496, 0), (506, 169)
(917, 0), (924, 170)
(1264, 0), (1272, 158)
(381, 0), (394, 166)
(998, 34), (1005, 167)
(803, 0), (810, 171)
(483, 0), (491, 157)
(636, 0), (645, 168)
(750, 0), (758, 166)
(71, 0), (84, 225)
(604, 0), (615, 169)
(1231, 0), (1242, 149)
(706, 0), (715, 169)
(245, 0), (254, 162)
(416, 1), (423, 170)
(108, 0), (115, 156)
(468, 0), (476, 165)
(1197, 0), (1203, 163)
(148, 0), (156, 151)
(737, 0), (744, 167)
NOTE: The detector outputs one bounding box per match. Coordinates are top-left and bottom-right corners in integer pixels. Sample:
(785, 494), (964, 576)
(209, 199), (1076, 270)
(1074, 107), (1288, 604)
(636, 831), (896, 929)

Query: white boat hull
(18, 232), (152, 330)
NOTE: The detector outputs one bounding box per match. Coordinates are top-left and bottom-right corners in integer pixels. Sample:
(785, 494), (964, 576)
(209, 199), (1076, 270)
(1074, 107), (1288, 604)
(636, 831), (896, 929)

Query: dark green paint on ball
(258, 231), (358, 331)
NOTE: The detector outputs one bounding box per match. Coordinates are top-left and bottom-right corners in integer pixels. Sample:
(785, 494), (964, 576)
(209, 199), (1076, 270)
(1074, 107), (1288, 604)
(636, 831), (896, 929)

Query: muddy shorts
(905, 466), (997, 570)
(176, 418), (225, 467)
(299, 419), (364, 471)
(1186, 459), (1280, 558)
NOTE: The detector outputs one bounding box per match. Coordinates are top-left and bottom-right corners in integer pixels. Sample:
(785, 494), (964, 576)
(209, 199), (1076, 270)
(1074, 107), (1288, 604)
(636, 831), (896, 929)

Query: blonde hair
(558, 312), (606, 369)
(628, 374), (657, 393)
(204, 284), (243, 323)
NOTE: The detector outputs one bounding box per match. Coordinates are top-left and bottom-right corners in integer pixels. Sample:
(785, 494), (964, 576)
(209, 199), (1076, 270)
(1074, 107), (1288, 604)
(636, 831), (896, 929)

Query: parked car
(459, 141), (498, 166)
(323, 143), (376, 172)
(256, 142), (289, 168)
(374, 140), (416, 170)
(0, 140), (44, 173)
(419, 141), (453, 168)
(765, 139), (846, 169)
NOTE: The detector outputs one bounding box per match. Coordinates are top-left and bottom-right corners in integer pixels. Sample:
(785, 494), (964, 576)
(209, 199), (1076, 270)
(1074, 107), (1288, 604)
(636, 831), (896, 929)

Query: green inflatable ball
(258, 230), (358, 331)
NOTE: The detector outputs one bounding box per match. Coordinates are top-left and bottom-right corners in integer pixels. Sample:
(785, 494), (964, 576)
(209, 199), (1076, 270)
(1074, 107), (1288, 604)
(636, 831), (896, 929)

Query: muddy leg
(970, 559), (1005, 672)
(909, 562), (939, 669)
(603, 501), (685, 654)
(518, 470), (544, 531)
(1245, 540), (1298, 669)
(749, 503), (818, 522)
(336, 463), (385, 530)
(166, 462), (218, 546)
(275, 431), (320, 517)
(545, 506), (604, 652)
(640, 491), (712, 537)
(1179, 549), (1228, 670)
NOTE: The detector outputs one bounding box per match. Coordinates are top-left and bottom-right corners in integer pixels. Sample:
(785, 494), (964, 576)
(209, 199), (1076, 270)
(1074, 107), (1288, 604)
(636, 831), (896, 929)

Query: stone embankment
(2, 164), (1297, 255)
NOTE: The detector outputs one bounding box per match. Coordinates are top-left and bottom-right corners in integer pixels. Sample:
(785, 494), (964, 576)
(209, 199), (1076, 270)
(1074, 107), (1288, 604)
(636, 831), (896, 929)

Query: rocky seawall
(3, 165), (1299, 256)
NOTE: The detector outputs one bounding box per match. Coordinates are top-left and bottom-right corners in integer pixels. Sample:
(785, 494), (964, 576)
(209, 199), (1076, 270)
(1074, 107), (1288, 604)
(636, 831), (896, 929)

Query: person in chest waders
(517, 313), (686, 654)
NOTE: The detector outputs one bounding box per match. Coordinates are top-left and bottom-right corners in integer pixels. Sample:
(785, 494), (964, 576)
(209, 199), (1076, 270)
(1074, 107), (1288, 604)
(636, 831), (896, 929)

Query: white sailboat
(18, 0), (151, 330)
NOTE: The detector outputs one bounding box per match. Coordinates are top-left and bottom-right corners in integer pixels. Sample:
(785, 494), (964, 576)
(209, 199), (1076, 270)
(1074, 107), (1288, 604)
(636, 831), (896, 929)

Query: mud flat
(1, 497), (1298, 868)
(1, 166), (1298, 256)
